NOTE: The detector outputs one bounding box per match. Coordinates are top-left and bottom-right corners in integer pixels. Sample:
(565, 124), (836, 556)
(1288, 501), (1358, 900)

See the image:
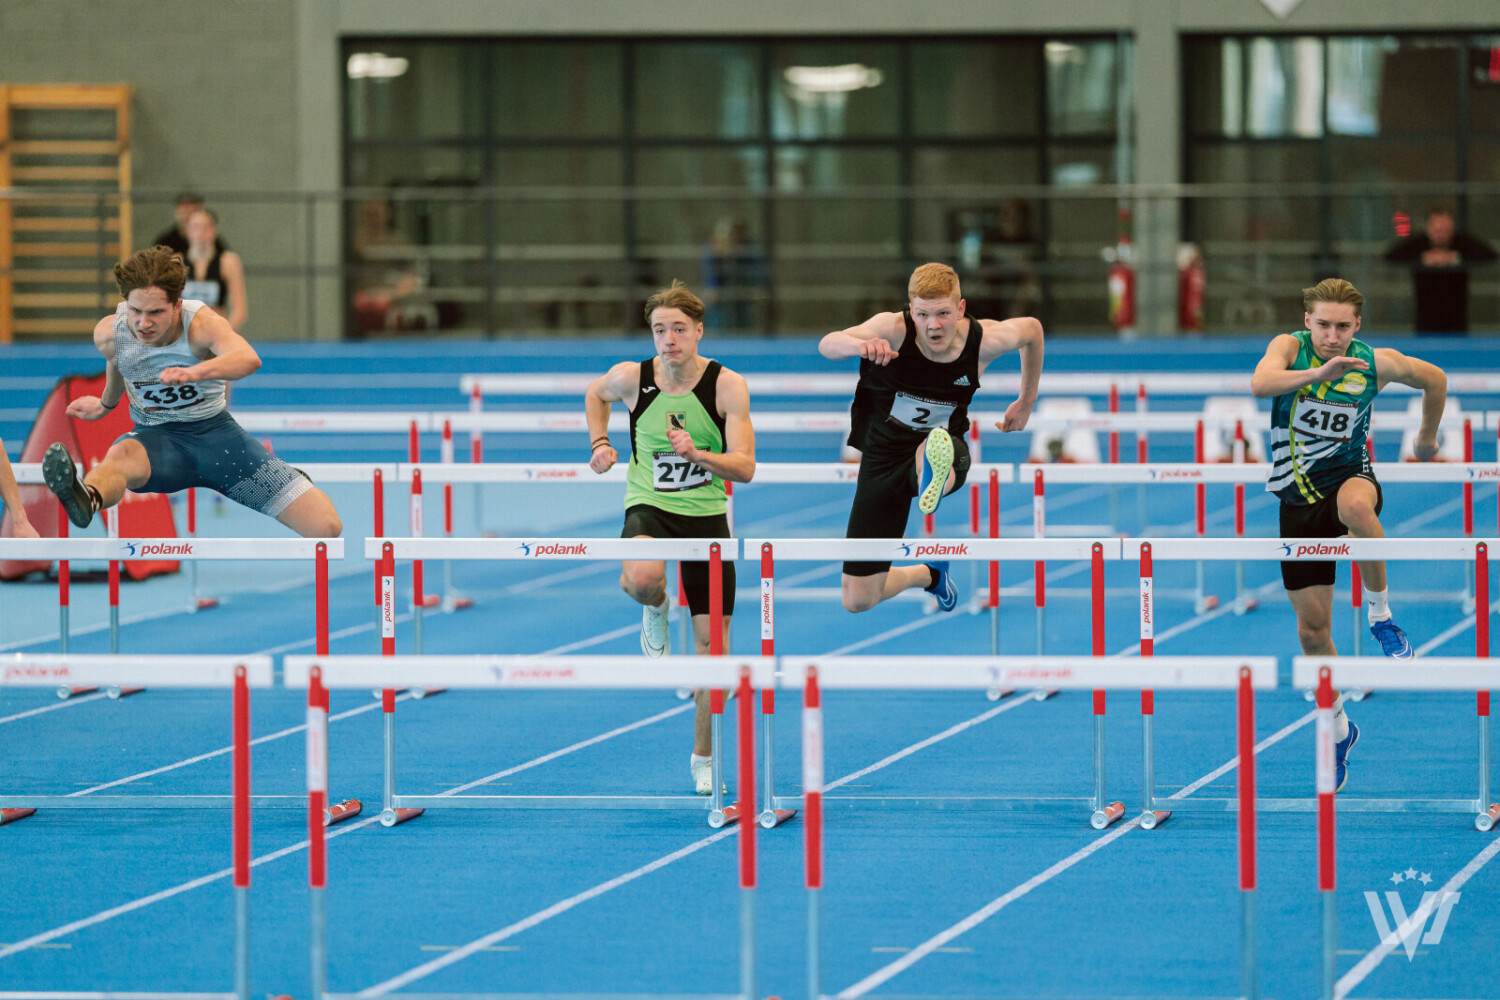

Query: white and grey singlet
(112, 299), (228, 426)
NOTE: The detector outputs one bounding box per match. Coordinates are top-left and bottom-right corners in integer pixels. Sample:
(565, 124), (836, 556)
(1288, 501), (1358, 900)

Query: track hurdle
(352, 537), (754, 826)
(0, 652), (361, 828)
(1292, 657), (1500, 1000)
(0, 657), (268, 997)
(0, 536), (342, 660)
(1135, 537), (1499, 829)
(788, 654), (1276, 1000)
(295, 657), (770, 999)
(745, 537), (1126, 828)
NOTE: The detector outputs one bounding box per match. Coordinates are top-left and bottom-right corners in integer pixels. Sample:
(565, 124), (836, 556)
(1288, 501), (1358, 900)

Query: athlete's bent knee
(621, 567), (663, 602)
(1296, 620), (1331, 652)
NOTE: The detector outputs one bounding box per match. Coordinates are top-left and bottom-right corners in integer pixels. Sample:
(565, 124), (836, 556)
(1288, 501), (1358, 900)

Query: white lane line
(352, 827), (739, 996)
(824, 698), (1036, 793)
(436, 703), (694, 797)
(1335, 835), (1500, 999)
(835, 709), (1318, 999)
(65, 697), (408, 798)
(0, 692), (107, 725)
(1412, 597), (1500, 656)
(0, 688), (687, 962)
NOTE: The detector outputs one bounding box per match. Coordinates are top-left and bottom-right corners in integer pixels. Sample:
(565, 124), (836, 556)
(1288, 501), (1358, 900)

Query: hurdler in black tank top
(847, 310), (982, 459)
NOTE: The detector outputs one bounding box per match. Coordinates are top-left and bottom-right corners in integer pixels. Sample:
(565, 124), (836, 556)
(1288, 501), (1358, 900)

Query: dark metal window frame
(341, 33), (1129, 336)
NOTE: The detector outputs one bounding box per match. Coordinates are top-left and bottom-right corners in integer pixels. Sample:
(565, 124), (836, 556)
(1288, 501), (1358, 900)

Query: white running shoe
(690, 753), (713, 795)
(641, 598), (671, 657)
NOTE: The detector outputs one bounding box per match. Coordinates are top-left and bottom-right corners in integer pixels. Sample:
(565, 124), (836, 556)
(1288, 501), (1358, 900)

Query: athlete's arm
(977, 317), (1043, 432)
(1249, 334), (1365, 398)
(818, 312), (906, 365)
(220, 251), (249, 331)
(0, 437), (38, 539)
(168, 308), (262, 384)
(65, 317), (125, 421)
(1375, 348), (1447, 460)
(585, 362), (637, 474)
(671, 369), (755, 483)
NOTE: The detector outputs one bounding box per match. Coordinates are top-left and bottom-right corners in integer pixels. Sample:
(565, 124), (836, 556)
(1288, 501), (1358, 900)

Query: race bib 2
(888, 392), (956, 431)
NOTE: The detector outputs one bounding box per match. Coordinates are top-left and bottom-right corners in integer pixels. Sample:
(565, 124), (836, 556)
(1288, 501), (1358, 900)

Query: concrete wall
(0, 0), (308, 337)
(5, 0), (1496, 338)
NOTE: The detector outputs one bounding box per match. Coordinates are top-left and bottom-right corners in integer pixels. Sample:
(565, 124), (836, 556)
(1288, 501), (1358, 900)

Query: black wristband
(591, 436), (611, 450)
(100, 397), (118, 410)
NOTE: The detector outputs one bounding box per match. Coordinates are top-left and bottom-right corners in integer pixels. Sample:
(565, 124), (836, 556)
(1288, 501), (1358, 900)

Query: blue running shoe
(924, 561), (959, 612)
(1370, 619), (1413, 658)
(917, 427), (954, 516)
(1333, 719), (1360, 793)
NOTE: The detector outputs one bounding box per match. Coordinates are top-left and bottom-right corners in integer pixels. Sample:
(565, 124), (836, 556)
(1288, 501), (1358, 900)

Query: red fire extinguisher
(1178, 242), (1205, 333)
(1108, 207), (1135, 334)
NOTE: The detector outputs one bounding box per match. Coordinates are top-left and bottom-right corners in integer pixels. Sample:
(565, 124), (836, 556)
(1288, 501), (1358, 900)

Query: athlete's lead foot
(918, 427), (954, 516)
(1370, 619), (1412, 658)
(42, 443), (95, 529)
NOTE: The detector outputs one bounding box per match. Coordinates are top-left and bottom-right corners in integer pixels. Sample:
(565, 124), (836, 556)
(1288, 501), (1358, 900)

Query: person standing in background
(1384, 207), (1496, 334)
(153, 192), (229, 258)
(181, 209), (248, 330)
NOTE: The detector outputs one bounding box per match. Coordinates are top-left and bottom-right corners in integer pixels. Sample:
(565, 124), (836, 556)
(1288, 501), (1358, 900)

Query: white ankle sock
(1366, 587), (1391, 624)
(690, 753), (711, 765)
(1333, 694), (1349, 742)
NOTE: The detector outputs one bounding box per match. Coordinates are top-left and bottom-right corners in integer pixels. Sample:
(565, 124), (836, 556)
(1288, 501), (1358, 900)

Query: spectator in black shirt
(152, 191), (229, 257)
(1385, 208), (1496, 334)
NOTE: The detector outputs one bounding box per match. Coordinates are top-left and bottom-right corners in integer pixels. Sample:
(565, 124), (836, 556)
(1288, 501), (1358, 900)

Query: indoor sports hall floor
(2, 338), (1499, 999)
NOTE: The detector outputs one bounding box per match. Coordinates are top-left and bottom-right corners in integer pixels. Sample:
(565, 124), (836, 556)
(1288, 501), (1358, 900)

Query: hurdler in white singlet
(112, 299), (228, 426)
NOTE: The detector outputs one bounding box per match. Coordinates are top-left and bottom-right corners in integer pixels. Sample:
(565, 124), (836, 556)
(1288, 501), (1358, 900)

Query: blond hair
(1303, 278), (1364, 318)
(644, 280), (705, 324)
(114, 245), (188, 302)
(908, 263), (962, 302)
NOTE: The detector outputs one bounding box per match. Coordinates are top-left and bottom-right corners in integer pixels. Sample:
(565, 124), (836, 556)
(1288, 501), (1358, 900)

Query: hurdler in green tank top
(1266, 329), (1378, 505)
(623, 357), (728, 516)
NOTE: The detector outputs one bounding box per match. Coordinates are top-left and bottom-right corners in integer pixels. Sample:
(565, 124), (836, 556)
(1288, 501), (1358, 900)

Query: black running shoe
(42, 443), (93, 529)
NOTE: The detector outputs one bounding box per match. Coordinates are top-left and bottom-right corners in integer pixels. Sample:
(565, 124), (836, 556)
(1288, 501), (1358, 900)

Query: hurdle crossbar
(365, 536), (731, 561)
(462, 371), (1500, 397)
(1135, 538), (1497, 830)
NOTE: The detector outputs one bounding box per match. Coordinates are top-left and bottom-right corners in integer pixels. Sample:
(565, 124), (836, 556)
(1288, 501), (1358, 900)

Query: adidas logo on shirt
(953, 375), (971, 386)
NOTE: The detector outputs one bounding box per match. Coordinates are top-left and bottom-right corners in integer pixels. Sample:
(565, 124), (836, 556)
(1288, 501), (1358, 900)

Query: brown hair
(1302, 278), (1364, 318)
(643, 279), (705, 324)
(114, 245), (188, 302)
(908, 262), (962, 302)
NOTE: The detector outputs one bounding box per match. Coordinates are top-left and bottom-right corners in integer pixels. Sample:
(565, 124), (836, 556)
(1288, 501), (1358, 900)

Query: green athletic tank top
(1267, 329), (1378, 505)
(623, 358), (728, 516)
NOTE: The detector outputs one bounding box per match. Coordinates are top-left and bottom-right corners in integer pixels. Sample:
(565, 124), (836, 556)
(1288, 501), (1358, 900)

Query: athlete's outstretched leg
(275, 487), (343, 538)
(44, 438), (150, 528)
(1337, 476), (1410, 657)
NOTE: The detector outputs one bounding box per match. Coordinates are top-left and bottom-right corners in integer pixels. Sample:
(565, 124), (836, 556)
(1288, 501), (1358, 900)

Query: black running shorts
(621, 504), (736, 616)
(1279, 473), (1383, 591)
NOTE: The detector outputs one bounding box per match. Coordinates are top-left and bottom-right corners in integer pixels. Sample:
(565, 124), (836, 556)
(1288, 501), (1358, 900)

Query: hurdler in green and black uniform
(1253, 277), (1449, 791)
(585, 281), (756, 795)
(1266, 328), (1379, 516)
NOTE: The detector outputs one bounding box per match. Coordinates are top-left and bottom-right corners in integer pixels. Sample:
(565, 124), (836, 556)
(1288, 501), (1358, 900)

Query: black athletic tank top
(182, 249), (227, 309)
(847, 311), (982, 456)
